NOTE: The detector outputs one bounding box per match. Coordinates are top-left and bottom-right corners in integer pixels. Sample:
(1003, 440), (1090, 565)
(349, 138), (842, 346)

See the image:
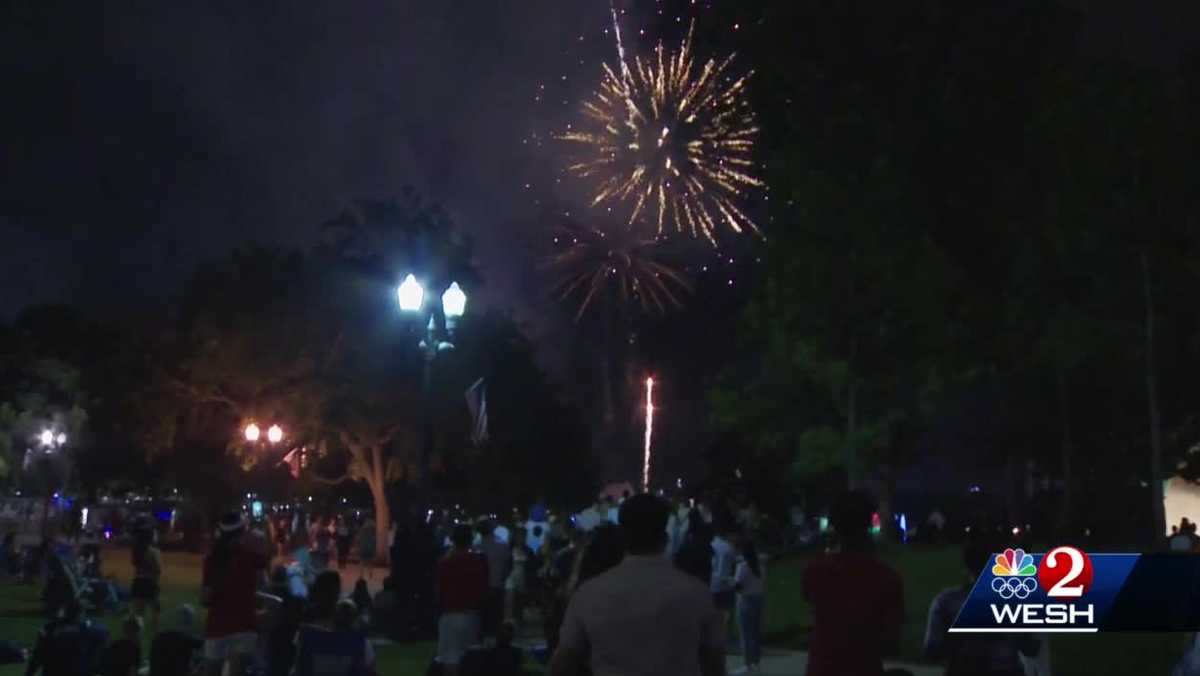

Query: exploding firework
(546, 220), (691, 321)
(560, 20), (763, 244)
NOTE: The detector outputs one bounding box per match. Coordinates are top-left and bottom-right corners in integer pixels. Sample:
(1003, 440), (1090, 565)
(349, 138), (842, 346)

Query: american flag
(464, 378), (489, 445)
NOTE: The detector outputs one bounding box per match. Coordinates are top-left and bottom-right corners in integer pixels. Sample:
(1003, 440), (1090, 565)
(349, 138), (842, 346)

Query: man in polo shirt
(435, 524), (489, 676)
(549, 494), (726, 676)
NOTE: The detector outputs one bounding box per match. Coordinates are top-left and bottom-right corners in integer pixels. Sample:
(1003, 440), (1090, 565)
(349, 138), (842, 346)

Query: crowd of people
(8, 486), (1092, 676)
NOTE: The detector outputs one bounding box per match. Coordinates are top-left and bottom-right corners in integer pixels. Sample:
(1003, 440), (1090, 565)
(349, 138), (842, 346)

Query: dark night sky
(2, 0), (1197, 326)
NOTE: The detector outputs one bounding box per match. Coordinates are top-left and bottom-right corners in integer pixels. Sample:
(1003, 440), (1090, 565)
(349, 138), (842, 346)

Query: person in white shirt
(576, 500), (605, 533)
(549, 494), (725, 676)
(734, 539), (766, 674)
(476, 521), (511, 639)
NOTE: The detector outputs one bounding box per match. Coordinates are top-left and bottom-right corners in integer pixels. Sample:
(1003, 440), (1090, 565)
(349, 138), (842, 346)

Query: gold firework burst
(560, 23), (762, 244)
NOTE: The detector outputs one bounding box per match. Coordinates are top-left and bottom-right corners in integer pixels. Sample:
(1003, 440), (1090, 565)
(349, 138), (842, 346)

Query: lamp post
(34, 428), (68, 540)
(397, 274), (468, 505)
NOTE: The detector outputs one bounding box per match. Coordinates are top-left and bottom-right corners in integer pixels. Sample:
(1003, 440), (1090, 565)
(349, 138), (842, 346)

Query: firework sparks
(546, 220), (691, 321)
(644, 376), (654, 493)
(560, 19), (763, 243)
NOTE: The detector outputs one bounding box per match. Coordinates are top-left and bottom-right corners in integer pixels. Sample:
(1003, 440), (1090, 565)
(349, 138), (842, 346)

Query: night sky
(3, 0), (1197, 324)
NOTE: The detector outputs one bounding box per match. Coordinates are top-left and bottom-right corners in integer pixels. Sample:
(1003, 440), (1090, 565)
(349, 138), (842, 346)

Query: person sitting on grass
(150, 605), (204, 676)
(924, 539), (1040, 676)
(351, 578), (373, 628)
(26, 598), (108, 676)
(293, 581), (377, 676)
(100, 615), (142, 676)
(42, 554), (83, 621)
(459, 620), (523, 676)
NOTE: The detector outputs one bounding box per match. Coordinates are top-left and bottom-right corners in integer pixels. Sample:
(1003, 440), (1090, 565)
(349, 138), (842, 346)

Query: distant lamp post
(244, 423), (261, 443)
(267, 424), (284, 444)
(398, 274), (469, 503)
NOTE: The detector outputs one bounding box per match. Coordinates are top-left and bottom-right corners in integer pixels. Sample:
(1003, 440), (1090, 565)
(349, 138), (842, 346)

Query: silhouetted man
(803, 492), (905, 676)
(550, 494), (725, 676)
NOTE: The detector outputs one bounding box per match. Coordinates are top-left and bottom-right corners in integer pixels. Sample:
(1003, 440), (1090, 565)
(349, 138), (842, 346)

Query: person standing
(710, 520), (739, 639)
(605, 496), (620, 525)
(505, 529), (531, 627)
(130, 519), (163, 637)
(803, 492), (904, 676)
(924, 540), (1039, 676)
(477, 521), (510, 639)
(202, 512), (270, 676)
(335, 517), (352, 570)
(435, 525), (489, 676)
(357, 517), (376, 580)
(734, 539), (766, 674)
(549, 494), (725, 676)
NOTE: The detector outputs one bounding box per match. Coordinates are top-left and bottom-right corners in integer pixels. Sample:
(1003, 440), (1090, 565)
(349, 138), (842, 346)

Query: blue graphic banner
(951, 548), (1138, 633)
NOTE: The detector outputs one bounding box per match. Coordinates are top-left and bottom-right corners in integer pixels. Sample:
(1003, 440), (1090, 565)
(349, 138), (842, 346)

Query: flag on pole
(280, 447), (301, 479)
(465, 377), (489, 445)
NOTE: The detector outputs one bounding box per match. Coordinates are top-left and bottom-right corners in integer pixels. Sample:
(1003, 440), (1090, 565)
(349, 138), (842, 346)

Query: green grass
(763, 545), (1191, 676)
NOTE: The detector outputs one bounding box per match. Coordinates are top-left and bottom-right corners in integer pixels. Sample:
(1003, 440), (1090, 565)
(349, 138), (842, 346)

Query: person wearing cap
(202, 512), (270, 676)
(549, 494), (726, 676)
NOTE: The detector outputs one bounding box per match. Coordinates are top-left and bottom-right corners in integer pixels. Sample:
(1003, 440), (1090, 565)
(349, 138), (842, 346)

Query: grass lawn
(764, 544), (1192, 676)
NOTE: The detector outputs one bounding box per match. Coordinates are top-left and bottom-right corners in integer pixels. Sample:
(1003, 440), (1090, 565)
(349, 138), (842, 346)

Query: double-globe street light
(397, 274), (467, 503)
(244, 422), (285, 445)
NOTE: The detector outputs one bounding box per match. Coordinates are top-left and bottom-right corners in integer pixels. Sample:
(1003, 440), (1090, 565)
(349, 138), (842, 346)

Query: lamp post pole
(398, 276), (467, 509)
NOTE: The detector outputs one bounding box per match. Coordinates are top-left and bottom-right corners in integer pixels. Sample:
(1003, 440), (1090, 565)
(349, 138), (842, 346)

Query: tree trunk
(1142, 250), (1167, 540)
(877, 466), (895, 542)
(844, 334), (859, 490)
(370, 445), (393, 566)
(1055, 365), (1074, 534)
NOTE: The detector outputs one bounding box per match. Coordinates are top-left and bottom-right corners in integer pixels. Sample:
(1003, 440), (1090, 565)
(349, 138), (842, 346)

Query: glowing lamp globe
(442, 282), (467, 319)
(244, 423), (261, 443)
(39, 430), (54, 446)
(397, 274), (424, 312)
(267, 424), (283, 444)
(56, 433), (67, 445)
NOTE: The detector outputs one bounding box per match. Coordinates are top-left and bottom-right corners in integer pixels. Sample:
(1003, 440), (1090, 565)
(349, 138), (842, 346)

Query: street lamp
(244, 423), (261, 443)
(267, 424), (284, 444)
(397, 274), (424, 312)
(39, 430), (55, 447)
(442, 282), (467, 328)
(398, 274), (469, 504)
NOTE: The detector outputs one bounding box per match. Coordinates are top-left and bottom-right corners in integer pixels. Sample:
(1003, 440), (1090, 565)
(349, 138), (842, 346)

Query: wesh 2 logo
(989, 546), (1095, 627)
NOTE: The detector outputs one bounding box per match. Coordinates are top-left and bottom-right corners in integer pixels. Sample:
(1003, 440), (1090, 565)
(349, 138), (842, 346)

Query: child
(102, 615), (142, 676)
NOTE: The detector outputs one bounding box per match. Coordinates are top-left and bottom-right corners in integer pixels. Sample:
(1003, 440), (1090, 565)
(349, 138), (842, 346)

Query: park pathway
(724, 649), (943, 675)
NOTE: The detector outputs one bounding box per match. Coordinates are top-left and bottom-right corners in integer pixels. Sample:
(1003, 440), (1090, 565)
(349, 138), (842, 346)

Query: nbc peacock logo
(990, 548), (1039, 600)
